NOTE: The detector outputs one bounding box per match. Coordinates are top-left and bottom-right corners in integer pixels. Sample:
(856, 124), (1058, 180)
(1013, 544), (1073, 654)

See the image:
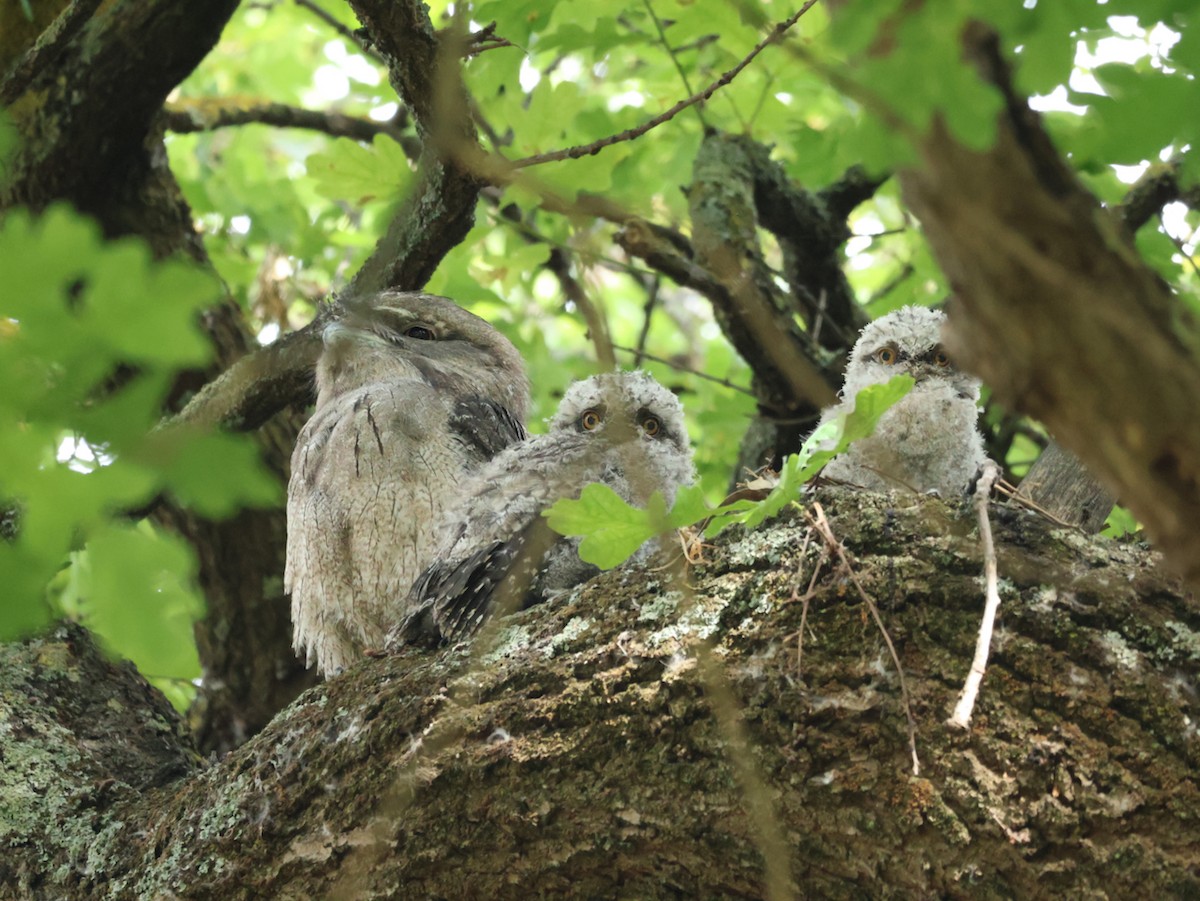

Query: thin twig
(807, 502), (921, 776)
(746, 69), (777, 130)
(547, 248), (616, 369)
(641, 0), (706, 128)
(863, 262), (915, 306)
(1159, 211), (1200, 280)
(510, 2), (818, 168)
(809, 288), (828, 348)
(853, 227), (909, 240)
(992, 479), (1077, 530)
(948, 460), (1003, 730)
(788, 528), (823, 677)
(610, 344), (756, 396)
(483, 203), (659, 278)
(632, 276), (661, 367)
(292, 0), (385, 64)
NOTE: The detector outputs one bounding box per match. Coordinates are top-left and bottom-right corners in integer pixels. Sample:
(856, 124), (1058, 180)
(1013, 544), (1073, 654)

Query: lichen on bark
(3, 489), (1197, 899)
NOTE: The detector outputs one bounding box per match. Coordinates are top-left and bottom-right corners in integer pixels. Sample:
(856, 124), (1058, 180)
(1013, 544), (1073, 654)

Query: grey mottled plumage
(285, 292), (529, 675)
(391, 370), (695, 647)
(817, 305), (986, 496)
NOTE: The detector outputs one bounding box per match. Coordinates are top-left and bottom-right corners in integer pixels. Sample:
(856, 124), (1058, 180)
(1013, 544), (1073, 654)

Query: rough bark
(898, 24), (1200, 592)
(4, 489), (1197, 900)
(1013, 162), (1198, 534)
(341, 0), (485, 300)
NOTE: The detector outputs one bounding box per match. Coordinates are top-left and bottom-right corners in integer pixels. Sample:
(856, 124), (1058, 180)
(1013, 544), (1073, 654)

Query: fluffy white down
(816, 305), (986, 496)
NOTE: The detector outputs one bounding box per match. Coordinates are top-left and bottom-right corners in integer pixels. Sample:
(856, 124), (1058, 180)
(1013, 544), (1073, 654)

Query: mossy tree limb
(3, 490), (1196, 899)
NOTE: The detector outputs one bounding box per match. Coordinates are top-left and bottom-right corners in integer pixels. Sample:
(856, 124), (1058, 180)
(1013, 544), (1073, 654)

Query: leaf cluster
(0, 206), (279, 706)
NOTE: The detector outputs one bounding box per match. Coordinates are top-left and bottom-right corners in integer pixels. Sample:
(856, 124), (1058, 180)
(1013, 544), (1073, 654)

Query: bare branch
(547, 248), (616, 370)
(1115, 158), (1200, 232)
(3, 0), (241, 195)
(510, 1), (819, 169)
(640, 0), (706, 128)
(164, 101), (419, 158)
(341, 0), (484, 296)
(819, 165), (892, 224)
(0, 0), (103, 104)
(948, 460), (1004, 731)
(292, 0), (384, 64)
(611, 343), (757, 397)
(901, 22), (1200, 588)
(167, 317), (328, 432)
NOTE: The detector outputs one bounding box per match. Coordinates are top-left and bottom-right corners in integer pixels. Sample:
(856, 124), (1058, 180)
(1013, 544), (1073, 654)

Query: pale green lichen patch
(1099, 630), (1141, 672)
(636, 594), (680, 623)
(724, 524), (805, 568)
(482, 624), (534, 665)
(1162, 621), (1200, 664)
(646, 590), (730, 647)
(0, 699), (90, 863)
(543, 616), (593, 657)
(129, 767), (254, 897)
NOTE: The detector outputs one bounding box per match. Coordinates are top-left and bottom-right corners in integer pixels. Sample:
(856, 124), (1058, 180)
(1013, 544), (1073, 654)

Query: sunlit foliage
(4, 0), (1197, 699)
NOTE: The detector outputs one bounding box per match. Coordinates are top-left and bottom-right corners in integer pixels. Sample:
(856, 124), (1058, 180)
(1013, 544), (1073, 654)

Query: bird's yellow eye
(405, 325), (436, 340)
(875, 345), (898, 365)
(932, 347), (951, 367)
(640, 414), (662, 437)
(580, 409), (603, 431)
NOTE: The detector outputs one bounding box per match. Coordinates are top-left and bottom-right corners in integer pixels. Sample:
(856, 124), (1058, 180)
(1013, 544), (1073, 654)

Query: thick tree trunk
(899, 24), (1200, 591)
(4, 489), (1196, 899)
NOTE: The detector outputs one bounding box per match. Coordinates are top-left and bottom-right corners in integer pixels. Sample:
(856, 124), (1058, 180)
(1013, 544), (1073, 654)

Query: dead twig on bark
(807, 501), (921, 775)
(947, 459), (1003, 730)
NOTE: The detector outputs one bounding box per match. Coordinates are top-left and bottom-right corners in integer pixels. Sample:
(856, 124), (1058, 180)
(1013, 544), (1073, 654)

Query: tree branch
(4, 493), (1195, 897)
(746, 146), (878, 349)
(292, 0), (385, 64)
(0, 0), (103, 104)
(510, 2), (819, 169)
(164, 101), (420, 159)
(340, 0), (485, 297)
(900, 22), (1200, 587)
(546, 248), (616, 369)
(2, 0), (240, 220)
(1116, 158), (1200, 232)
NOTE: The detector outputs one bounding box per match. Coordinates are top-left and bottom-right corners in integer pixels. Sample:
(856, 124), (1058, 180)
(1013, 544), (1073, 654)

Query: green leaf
(0, 202), (280, 662)
(146, 430), (284, 518)
(0, 547), (56, 641)
(82, 523), (204, 684)
(545, 483), (674, 569)
(1101, 505), (1141, 540)
(1073, 64), (1199, 164)
(305, 134), (412, 205)
(702, 374), (916, 536)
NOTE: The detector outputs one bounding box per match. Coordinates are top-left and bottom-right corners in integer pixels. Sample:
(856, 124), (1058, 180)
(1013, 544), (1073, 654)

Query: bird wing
(447, 396), (528, 463)
(395, 517), (562, 646)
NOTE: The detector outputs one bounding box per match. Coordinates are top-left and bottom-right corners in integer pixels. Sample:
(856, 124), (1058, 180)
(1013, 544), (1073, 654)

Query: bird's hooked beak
(909, 362), (941, 386)
(322, 319), (389, 349)
(322, 321), (347, 344)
